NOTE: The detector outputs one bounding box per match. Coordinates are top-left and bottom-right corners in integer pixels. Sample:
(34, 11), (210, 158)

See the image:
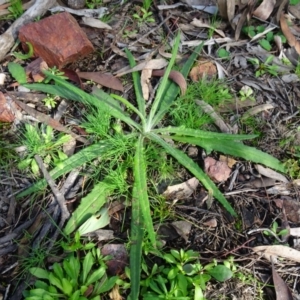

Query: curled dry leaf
(280, 13), (300, 55)
(171, 221), (192, 242)
(141, 69), (152, 100)
(253, 0), (276, 21)
(253, 245), (300, 263)
(77, 72), (124, 92)
(203, 218), (217, 227)
(152, 69), (187, 96)
(115, 58), (168, 77)
(163, 177), (199, 200)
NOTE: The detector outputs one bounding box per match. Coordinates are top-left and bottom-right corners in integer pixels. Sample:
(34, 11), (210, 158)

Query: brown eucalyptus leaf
(152, 69), (187, 96)
(253, 0), (276, 20)
(272, 261), (294, 300)
(280, 13), (300, 55)
(77, 72), (124, 92)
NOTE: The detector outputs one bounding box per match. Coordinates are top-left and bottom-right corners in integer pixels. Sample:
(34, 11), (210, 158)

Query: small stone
(19, 12), (94, 68)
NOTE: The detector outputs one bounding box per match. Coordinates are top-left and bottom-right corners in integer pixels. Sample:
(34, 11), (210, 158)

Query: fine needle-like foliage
(9, 32), (286, 300)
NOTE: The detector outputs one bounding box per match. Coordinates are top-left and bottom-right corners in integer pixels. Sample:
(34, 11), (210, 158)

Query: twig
(34, 155), (70, 226)
(220, 237), (256, 257)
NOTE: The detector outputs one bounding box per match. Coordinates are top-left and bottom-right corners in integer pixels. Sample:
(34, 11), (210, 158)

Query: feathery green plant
(9, 33), (285, 299)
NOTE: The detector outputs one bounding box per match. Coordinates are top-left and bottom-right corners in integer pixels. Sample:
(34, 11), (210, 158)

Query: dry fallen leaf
(253, 245), (300, 263)
(272, 260), (294, 300)
(219, 155), (237, 169)
(152, 69), (187, 96)
(77, 72), (124, 92)
(163, 177), (199, 200)
(280, 13), (300, 55)
(254, 164), (288, 183)
(171, 221), (192, 242)
(253, 0), (276, 21)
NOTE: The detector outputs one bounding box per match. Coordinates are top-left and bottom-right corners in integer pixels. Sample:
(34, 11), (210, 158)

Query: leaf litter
(0, 0), (300, 299)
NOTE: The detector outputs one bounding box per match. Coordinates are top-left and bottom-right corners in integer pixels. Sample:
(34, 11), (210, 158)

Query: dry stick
(0, 0), (57, 62)
(219, 237), (256, 257)
(14, 99), (89, 144)
(34, 155), (70, 226)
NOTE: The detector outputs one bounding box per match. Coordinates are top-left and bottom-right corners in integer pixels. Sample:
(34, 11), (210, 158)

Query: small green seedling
(290, 0), (300, 5)
(217, 48), (230, 60)
(242, 25), (286, 51)
(140, 249), (233, 300)
(42, 94), (59, 108)
(239, 86), (255, 102)
(23, 249), (118, 300)
(8, 0), (23, 19)
(133, 5), (155, 23)
(263, 221), (288, 238)
(248, 55), (279, 77)
(17, 124), (71, 175)
(43, 67), (68, 83)
(86, 0), (102, 9)
(13, 42), (34, 60)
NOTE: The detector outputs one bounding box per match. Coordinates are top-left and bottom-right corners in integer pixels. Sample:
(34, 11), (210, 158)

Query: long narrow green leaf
(154, 126), (258, 140)
(17, 142), (114, 198)
(129, 137), (147, 300)
(23, 77), (140, 130)
(169, 135), (286, 173)
(134, 136), (156, 244)
(125, 49), (145, 118)
(148, 133), (237, 216)
(146, 34), (181, 131)
(151, 41), (205, 128)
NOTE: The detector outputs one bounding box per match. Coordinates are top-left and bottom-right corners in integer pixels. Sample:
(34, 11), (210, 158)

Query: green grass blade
(169, 135), (286, 173)
(125, 49), (145, 118)
(128, 136), (148, 300)
(148, 133), (237, 216)
(154, 126), (258, 140)
(133, 136), (156, 245)
(23, 78), (140, 130)
(151, 41), (205, 128)
(17, 142), (114, 198)
(64, 181), (113, 235)
(146, 34), (181, 131)
(110, 93), (146, 124)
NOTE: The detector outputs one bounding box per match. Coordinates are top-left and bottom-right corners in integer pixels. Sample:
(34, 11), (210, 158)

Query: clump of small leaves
(17, 124), (71, 175)
(248, 55), (279, 77)
(140, 249), (233, 299)
(24, 247), (118, 300)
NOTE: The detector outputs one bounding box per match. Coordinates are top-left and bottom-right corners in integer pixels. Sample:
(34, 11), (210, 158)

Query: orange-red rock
(18, 12), (94, 68)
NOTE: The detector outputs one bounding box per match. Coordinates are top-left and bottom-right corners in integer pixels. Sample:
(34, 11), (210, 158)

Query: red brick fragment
(18, 12), (94, 68)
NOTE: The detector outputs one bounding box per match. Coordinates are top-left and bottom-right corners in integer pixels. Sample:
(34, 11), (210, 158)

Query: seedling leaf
(8, 62), (27, 84)
(207, 265), (233, 281)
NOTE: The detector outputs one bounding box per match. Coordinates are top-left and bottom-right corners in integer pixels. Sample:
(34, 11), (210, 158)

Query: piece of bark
(19, 12), (94, 68)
